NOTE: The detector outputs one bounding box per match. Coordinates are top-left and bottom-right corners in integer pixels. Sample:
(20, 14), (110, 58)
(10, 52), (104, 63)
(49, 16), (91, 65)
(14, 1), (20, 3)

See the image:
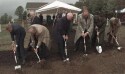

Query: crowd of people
(5, 6), (122, 69)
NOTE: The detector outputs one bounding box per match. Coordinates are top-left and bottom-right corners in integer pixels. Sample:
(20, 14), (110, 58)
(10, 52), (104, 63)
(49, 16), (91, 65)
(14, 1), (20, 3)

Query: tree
(8, 15), (12, 22)
(0, 13), (8, 24)
(22, 11), (27, 27)
(75, 1), (84, 9)
(15, 6), (24, 20)
(22, 11), (27, 21)
(78, 0), (118, 17)
(0, 13), (12, 24)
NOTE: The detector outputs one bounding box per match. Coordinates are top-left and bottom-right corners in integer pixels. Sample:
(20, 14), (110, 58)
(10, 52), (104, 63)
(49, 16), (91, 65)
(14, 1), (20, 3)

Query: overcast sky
(0, 0), (78, 18)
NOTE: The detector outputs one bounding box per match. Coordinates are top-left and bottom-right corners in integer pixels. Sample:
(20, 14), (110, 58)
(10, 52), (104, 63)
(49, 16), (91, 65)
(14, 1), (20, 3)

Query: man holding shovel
(27, 11), (42, 52)
(28, 24), (50, 65)
(104, 17), (122, 50)
(53, 12), (73, 62)
(6, 22), (26, 69)
(92, 15), (107, 53)
(74, 6), (94, 55)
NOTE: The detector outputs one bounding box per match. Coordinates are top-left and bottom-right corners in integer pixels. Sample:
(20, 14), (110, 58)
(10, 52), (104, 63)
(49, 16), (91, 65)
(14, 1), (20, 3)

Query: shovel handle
(64, 40), (68, 57)
(12, 43), (18, 64)
(34, 50), (41, 62)
(83, 36), (87, 54)
(13, 49), (17, 64)
(111, 34), (120, 46)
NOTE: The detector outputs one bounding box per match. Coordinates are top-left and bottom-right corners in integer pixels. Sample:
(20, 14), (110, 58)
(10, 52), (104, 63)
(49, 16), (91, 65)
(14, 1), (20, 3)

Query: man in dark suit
(29, 11), (41, 25)
(92, 15), (106, 53)
(6, 23), (26, 64)
(39, 14), (43, 25)
(53, 13), (73, 62)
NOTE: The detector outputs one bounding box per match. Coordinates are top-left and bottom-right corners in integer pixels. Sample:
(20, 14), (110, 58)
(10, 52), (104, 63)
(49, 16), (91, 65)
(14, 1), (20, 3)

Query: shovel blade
(96, 46), (102, 54)
(117, 47), (122, 50)
(15, 65), (21, 70)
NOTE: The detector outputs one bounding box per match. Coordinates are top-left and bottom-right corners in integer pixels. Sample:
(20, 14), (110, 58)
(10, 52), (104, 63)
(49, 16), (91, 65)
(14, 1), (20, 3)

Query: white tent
(36, 0), (81, 13)
(120, 8), (125, 13)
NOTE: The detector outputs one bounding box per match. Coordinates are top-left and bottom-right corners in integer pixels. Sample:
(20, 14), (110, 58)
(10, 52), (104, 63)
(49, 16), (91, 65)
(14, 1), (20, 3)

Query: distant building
(26, 2), (48, 13)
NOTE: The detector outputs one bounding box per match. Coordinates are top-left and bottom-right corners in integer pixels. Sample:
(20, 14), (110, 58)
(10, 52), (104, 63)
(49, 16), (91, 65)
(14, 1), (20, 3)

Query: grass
(0, 24), (11, 51)
(0, 24), (30, 51)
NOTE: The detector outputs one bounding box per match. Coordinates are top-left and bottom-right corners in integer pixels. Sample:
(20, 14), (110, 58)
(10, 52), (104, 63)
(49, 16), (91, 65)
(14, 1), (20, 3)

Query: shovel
(34, 48), (41, 63)
(30, 44), (41, 63)
(35, 51), (41, 63)
(96, 29), (102, 53)
(111, 34), (122, 50)
(83, 36), (88, 56)
(63, 40), (69, 62)
(13, 45), (21, 70)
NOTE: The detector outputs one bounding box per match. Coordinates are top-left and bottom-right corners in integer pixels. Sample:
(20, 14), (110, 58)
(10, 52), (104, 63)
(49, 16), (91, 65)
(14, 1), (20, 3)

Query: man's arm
(30, 34), (35, 48)
(11, 32), (15, 50)
(36, 33), (43, 49)
(58, 20), (66, 36)
(114, 19), (121, 35)
(87, 15), (94, 35)
(10, 32), (15, 41)
(99, 20), (106, 33)
(78, 15), (84, 32)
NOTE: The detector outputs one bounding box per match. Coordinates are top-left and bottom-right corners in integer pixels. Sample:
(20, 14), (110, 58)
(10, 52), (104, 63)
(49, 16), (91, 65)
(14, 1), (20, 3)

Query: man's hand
(65, 35), (68, 40)
(11, 41), (15, 46)
(30, 42), (34, 47)
(34, 48), (38, 53)
(97, 31), (100, 36)
(82, 31), (84, 36)
(11, 41), (16, 51)
(63, 35), (68, 40)
(13, 46), (16, 52)
(63, 35), (65, 40)
(95, 26), (98, 30)
(83, 32), (89, 37)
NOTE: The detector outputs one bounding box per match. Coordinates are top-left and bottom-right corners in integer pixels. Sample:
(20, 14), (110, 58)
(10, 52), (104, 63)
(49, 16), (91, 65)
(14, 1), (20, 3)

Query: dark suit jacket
(54, 16), (71, 36)
(10, 23), (26, 44)
(31, 16), (41, 25)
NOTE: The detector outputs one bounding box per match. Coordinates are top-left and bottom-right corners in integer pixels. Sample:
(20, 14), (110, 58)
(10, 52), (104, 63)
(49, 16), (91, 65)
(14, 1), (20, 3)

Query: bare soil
(0, 25), (125, 74)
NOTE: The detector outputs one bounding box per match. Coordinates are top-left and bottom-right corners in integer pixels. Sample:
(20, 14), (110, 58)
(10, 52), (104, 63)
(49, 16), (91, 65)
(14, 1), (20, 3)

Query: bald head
(67, 13), (73, 21)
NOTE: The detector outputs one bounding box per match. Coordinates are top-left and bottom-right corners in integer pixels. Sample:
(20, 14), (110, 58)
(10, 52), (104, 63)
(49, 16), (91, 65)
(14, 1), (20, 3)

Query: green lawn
(0, 24), (11, 51)
(0, 24), (30, 51)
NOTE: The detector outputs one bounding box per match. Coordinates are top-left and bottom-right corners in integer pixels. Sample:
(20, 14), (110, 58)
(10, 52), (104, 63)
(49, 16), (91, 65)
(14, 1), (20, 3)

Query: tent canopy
(36, 0), (81, 13)
(120, 8), (125, 13)
(115, 8), (125, 13)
